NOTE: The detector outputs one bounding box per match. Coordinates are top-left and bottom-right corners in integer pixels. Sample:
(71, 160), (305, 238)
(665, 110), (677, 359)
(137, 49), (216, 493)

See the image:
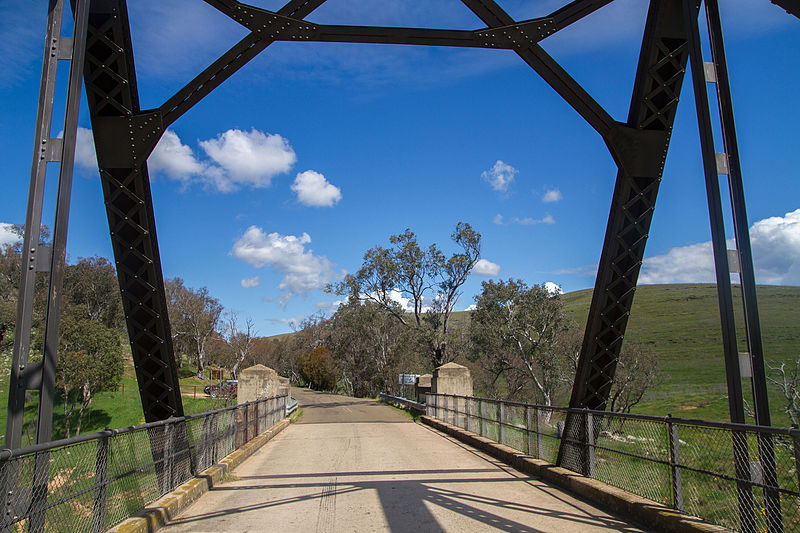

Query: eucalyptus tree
(331, 222), (481, 368)
(470, 279), (571, 411)
(166, 278), (223, 376)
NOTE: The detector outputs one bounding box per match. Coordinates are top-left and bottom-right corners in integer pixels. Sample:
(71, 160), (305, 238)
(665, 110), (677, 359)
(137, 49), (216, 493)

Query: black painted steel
(559, 0), (693, 475)
(5, 0), (66, 451)
(772, 0), (800, 17)
(682, 1), (759, 529)
(83, 0), (184, 423)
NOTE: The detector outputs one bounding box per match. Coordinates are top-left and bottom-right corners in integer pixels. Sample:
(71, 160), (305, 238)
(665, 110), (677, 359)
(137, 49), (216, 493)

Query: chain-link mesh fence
(0, 394), (287, 533)
(426, 393), (800, 532)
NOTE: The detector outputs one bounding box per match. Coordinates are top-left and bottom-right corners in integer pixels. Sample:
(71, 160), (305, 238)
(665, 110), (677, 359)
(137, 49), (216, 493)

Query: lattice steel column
(82, 0), (183, 422)
(559, 0), (693, 471)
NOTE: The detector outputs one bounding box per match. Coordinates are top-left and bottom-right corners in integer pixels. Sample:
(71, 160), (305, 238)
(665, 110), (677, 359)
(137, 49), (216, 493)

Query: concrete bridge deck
(160, 389), (645, 532)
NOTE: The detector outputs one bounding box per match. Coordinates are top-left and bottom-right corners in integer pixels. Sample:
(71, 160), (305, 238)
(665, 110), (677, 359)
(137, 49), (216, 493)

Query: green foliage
(57, 314), (124, 437)
(329, 222), (481, 367)
(165, 277), (223, 376)
(470, 279), (572, 406)
(329, 299), (405, 397)
(62, 256), (124, 329)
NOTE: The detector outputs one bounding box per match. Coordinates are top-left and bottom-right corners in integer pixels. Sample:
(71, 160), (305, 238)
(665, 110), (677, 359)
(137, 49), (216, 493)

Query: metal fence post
(667, 416), (685, 512)
(465, 397), (472, 432)
(164, 423), (175, 492)
(91, 433), (110, 533)
(444, 395), (449, 424)
(480, 400), (486, 437)
(585, 410), (596, 479)
(526, 406), (534, 456)
(536, 408), (544, 459)
(499, 402), (506, 445)
(244, 403), (250, 443)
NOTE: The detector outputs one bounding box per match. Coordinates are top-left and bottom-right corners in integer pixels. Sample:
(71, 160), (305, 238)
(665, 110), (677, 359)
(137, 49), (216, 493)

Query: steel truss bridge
(4, 0), (798, 531)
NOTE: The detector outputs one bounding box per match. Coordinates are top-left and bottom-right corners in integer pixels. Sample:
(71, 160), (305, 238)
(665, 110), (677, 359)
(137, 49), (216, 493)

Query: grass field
(559, 284), (800, 425)
(0, 353), (235, 447)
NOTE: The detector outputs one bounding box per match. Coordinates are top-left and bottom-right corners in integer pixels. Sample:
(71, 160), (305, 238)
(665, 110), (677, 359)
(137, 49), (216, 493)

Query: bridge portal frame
(6, 0), (797, 530)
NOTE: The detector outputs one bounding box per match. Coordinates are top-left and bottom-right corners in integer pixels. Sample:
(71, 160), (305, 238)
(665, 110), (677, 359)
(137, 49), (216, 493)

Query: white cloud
(316, 300), (345, 311)
(481, 160), (517, 193)
(200, 128), (296, 189)
(267, 316), (305, 329)
(363, 288), (430, 314)
(0, 223), (21, 248)
(241, 276), (260, 288)
(472, 259), (501, 276)
(464, 304), (477, 312)
(542, 188), (563, 203)
(231, 226), (335, 300)
(291, 170), (342, 207)
(493, 214), (505, 225)
(74, 127), (98, 172)
(640, 209), (800, 285)
(544, 281), (564, 296)
(555, 264), (598, 277)
(513, 214), (556, 226)
(148, 130), (206, 182)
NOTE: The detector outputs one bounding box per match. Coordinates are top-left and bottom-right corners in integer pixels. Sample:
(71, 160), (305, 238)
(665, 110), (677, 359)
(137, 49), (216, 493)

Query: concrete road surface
(161, 388), (645, 532)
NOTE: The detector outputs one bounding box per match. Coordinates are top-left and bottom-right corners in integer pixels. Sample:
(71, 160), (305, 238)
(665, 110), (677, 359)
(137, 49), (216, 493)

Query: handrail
(379, 393), (426, 413)
(424, 392), (799, 436)
(0, 393), (289, 461)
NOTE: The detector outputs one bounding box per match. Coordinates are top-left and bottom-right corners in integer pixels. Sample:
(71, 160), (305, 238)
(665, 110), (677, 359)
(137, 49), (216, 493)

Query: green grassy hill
(559, 284), (800, 424)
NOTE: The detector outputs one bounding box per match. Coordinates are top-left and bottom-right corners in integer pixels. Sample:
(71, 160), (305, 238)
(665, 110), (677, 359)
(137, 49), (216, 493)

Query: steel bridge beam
(559, 0), (693, 470)
(83, 0), (183, 423)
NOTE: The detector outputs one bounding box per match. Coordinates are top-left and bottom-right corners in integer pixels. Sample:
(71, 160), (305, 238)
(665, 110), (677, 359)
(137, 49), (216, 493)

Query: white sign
(398, 374), (419, 385)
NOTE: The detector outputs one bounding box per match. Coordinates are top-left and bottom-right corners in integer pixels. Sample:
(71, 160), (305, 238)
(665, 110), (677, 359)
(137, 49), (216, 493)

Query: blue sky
(0, 0), (798, 337)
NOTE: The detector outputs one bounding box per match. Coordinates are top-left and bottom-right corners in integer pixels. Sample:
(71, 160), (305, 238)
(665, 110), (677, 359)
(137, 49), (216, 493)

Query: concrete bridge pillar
(432, 363), (472, 396)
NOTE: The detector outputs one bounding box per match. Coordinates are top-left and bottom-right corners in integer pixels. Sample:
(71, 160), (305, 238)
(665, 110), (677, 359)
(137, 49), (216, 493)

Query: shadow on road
(164, 468), (641, 532)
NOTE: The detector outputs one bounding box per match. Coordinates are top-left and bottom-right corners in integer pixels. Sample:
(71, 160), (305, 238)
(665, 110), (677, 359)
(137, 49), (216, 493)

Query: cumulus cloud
(542, 188), (563, 203)
(472, 259), (501, 276)
(291, 170), (342, 207)
(481, 160), (517, 193)
(231, 226), (335, 301)
(73, 127), (298, 193)
(0, 223), (21, 248)
(464, 304), (477, 312)
(513, 214), (556, 226)
(200, 128), (296, 189)
(148, 130), (206, 182)
(640, 209), (800, 285)
(544, 282), (564, 295)
(241, 276), (260, 288)
(493, 214), (505, 225)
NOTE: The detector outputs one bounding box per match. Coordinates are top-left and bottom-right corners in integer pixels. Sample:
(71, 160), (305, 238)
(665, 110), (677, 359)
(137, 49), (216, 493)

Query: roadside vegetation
(1, 222), (798, 450)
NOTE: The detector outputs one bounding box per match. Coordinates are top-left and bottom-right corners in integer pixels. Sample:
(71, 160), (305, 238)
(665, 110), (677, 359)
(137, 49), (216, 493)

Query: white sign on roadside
(398, 374), (419, 385)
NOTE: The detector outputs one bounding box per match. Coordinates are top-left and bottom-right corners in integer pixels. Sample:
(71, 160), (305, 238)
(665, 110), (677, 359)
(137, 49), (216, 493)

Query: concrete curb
(420, 416), (727, 533)
(107, 418), (292, 533)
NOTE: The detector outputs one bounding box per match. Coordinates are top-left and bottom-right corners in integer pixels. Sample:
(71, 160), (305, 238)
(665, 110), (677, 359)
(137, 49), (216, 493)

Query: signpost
(398, 374), (419, 399)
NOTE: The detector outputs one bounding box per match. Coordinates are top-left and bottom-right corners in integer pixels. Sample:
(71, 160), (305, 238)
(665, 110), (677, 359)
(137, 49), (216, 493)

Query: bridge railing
(0, 393), (287, 533)
(426, 393), (800, 532)
(378, 393), (426, 414)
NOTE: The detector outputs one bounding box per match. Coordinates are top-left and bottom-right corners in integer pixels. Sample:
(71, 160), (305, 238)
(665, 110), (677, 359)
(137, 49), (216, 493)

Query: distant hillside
(270, 284), (800, 424)
(559, 284), (800, 423)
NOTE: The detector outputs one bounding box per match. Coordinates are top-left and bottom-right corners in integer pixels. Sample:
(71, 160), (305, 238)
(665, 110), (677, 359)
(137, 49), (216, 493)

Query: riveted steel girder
(559, 0), (693, 472)
(83, 0), (183, 423)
